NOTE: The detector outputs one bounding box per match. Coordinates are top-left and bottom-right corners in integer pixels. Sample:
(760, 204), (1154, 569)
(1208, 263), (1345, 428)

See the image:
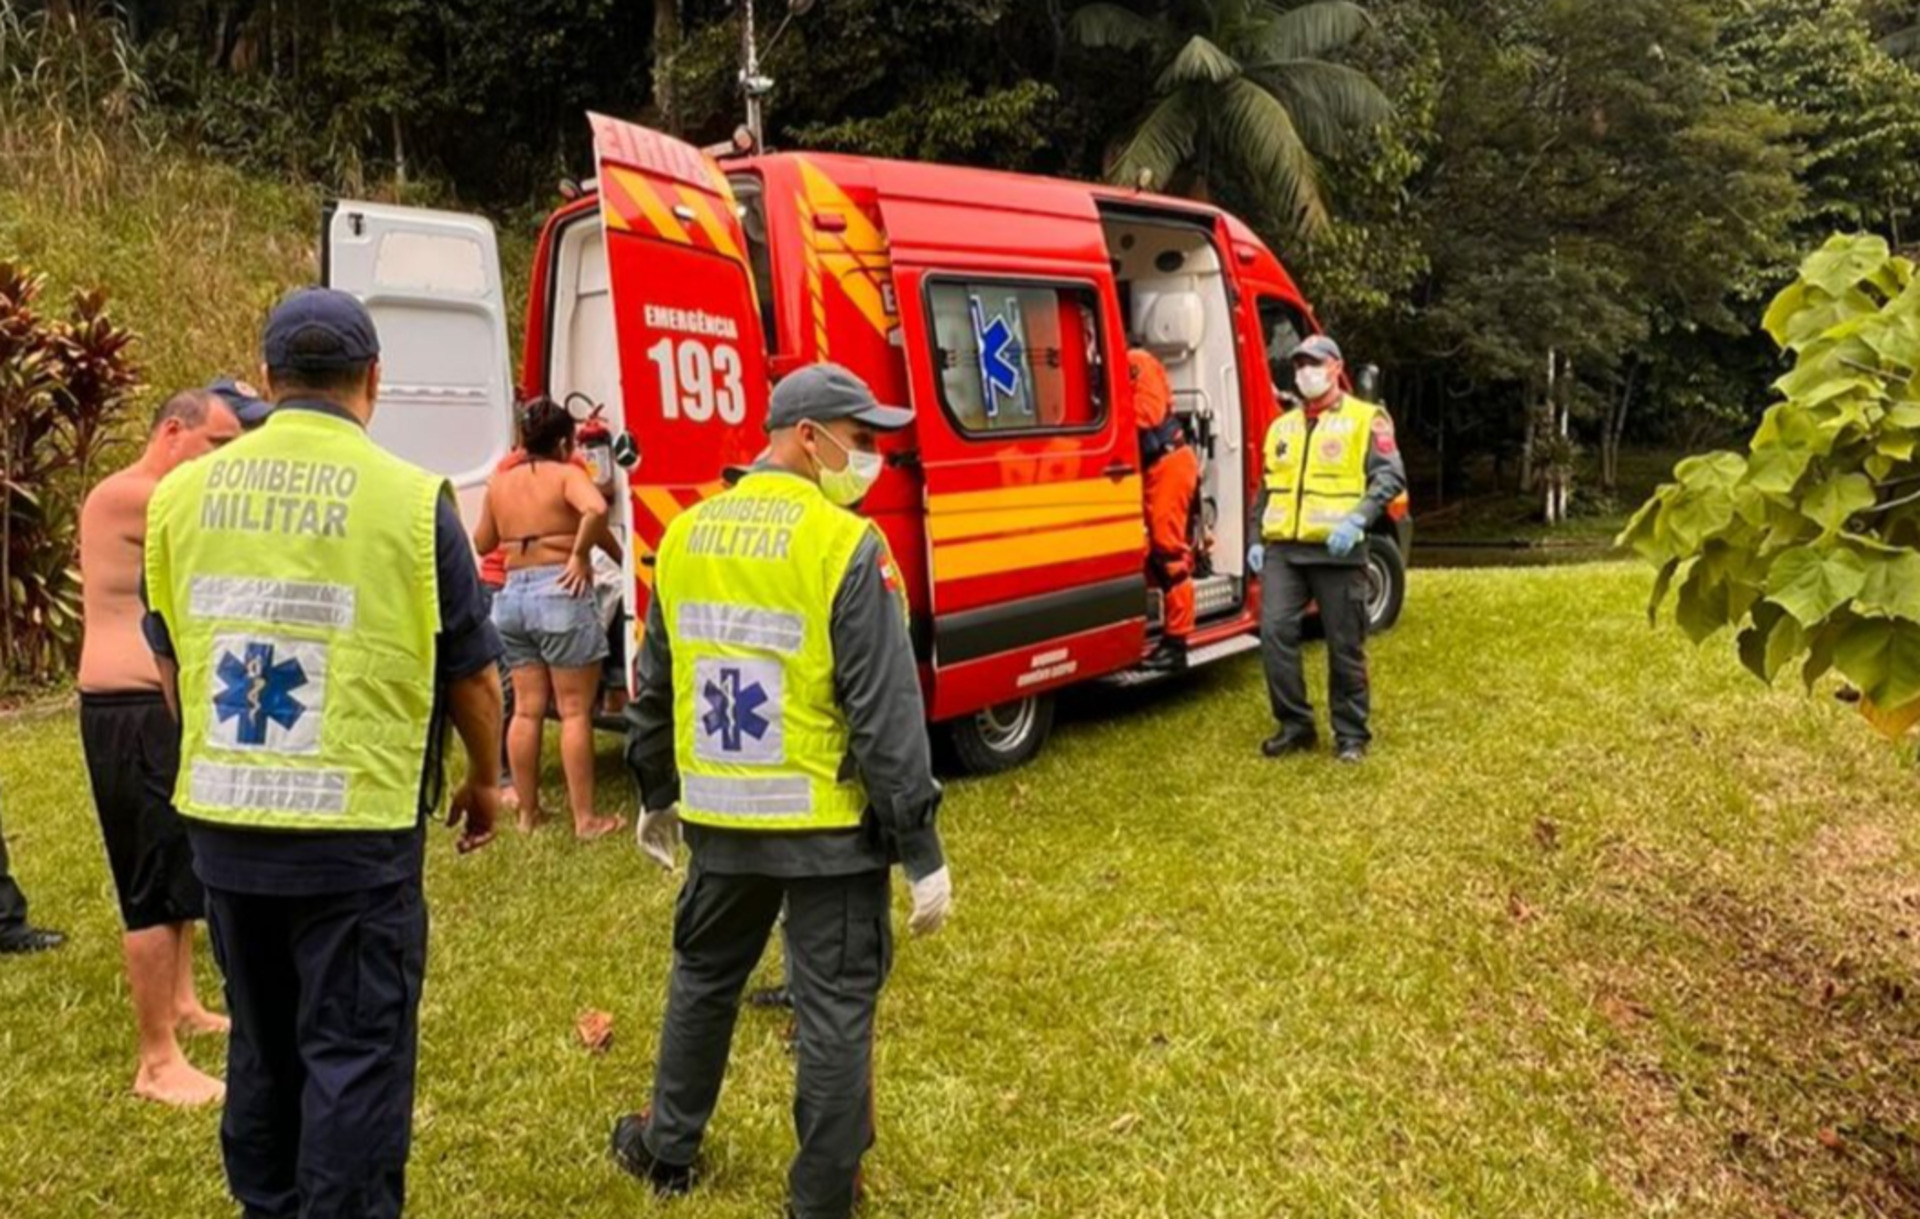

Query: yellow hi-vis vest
(655, 470), (883, 832)
(144, 407), (446, 832)
(1260, 395), (1382, 543)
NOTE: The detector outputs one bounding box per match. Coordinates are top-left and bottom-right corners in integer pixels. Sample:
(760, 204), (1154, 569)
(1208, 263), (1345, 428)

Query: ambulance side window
(1259, 297), (1309, 397)
(926, 279), (1107, 437)
(730, 174), (781, 354)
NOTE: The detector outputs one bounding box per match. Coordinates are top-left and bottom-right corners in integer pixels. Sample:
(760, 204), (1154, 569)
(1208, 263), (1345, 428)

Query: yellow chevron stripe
(929, 476), (1142, 517)
(610, 167), (691, 246)
(934, 519), (1144, 583)
(796, 158), (897, 338)
(928, 502), (1141, 543)
(799, 202), (829, 358)
(675, 185), (742, 261)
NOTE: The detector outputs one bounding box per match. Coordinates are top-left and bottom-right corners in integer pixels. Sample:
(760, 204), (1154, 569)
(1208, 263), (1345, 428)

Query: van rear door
(323, 201), (514, 527)
(591, 113), (772, 635)
(876, 169), (1148, 719)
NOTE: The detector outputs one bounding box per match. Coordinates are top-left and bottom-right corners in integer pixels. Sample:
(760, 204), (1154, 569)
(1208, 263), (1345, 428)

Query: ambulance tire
(948, 694), (1056, 775)
(1365, 534), (1407, 634)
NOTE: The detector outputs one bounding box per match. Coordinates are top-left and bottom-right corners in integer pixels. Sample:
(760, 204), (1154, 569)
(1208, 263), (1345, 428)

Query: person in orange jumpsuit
(1130, 349), (1201, 671)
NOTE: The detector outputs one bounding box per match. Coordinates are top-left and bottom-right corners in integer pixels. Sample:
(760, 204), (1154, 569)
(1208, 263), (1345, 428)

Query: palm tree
(1069, 0), (1391, 235)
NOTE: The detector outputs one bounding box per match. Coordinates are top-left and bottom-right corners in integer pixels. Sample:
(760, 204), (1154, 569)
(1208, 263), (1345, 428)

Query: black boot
(610, 1111), (695, 1196)
(1261, 731), (1317, 758)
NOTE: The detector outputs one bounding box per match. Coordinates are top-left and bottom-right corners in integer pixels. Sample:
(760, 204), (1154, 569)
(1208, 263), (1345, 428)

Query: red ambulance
(322, 114), (1411, 774)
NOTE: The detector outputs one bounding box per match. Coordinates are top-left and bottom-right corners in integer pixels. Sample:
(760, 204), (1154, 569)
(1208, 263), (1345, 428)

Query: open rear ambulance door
(875, 165), (1148, 750)
(590, 113), (773, 681)
(322, 202), (514, 529)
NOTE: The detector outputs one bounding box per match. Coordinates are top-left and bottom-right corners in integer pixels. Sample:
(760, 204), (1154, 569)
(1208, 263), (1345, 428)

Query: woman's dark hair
(519, 396), (575, 459)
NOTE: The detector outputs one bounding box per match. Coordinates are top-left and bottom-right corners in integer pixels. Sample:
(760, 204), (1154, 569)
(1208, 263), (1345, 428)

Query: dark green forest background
(13, 0), (1920, 526)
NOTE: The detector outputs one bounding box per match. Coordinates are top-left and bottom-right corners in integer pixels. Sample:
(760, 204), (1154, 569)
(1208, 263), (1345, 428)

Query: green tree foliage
(1067, 0), (1392, 235)
(1623, 235), (1920, 734)
(1722, 0), (1920, 247)
(0, 262), (141, 689)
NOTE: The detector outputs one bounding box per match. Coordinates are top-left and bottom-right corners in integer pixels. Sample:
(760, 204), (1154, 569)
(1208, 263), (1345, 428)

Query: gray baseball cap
(766, 363), (913, 433)
(1288, 334), (1344, 364)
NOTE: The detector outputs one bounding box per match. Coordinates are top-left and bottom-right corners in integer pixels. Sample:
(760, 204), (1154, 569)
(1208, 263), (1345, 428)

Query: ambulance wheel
(948, 694), (1055, 775)
(1365, 535), (1407, 633)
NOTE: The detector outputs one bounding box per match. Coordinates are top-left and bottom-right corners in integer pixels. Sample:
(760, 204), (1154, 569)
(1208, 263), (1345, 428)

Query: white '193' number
(647, 337), (745, 425)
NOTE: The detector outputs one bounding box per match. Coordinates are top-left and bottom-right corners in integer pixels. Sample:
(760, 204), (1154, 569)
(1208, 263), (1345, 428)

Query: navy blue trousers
(205, 879), (427, 1219)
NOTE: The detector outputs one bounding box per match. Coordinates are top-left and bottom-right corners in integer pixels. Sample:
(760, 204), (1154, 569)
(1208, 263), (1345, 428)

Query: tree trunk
(653, 0), (680, 133)
(392, 111), (406, 187)
(1602, 358), (1639, 495)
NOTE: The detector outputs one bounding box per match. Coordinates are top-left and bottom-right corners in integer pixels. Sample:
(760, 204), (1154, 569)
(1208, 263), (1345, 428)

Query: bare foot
(575, 814), (627, 842)
(133, 1058), (226, 1107)
(517, 806), (547, 834)
(499, 785), (520, 813)
(177, 1007), (231, 1038)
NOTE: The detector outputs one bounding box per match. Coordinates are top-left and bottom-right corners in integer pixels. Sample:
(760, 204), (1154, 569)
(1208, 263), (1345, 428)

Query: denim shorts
(491, 566), (609, 671)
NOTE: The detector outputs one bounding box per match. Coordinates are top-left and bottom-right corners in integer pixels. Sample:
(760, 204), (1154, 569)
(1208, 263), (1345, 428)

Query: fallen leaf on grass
(1109, 1112), (1141, 1135)
(1534, 818), (1560, 852)
(1818, 1127), (1843, 1151)
(576, 1009), (615, 1054)
(1598, 994), (1653, 1031)
(1508, 892), (1537, 923)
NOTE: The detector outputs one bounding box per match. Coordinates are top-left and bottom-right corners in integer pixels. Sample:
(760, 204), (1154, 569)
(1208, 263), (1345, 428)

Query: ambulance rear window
(926, 279), (1107, 437)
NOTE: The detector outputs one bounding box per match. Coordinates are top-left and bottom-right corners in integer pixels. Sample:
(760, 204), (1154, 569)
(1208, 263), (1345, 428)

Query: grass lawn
(6, 563), (1920, 1217)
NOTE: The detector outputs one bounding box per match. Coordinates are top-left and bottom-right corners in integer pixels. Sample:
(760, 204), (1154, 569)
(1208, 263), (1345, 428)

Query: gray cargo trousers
(1259, 548), (1373, 748)
(643, 862), (892, 1219)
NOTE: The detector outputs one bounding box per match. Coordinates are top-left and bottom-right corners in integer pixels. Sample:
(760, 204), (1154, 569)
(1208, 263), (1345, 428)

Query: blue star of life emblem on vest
(214, 642), (309, 746)
(701, 667), (771, 753)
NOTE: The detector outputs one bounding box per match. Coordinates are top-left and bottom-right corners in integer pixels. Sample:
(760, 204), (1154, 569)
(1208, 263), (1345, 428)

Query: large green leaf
(1647, 557), (1682, 626)
(1106, 88), (1203, 191)
(1802, 472), (1875, 535)
(1744, 445), (1812, 496)
(1255, 1), (1371, 61)
(1066, 3), (1163, 51)
(1766, 608), (1808, 681)
(1836, 617), (1920, 708)
(1664, 488), (1734, 552)
(1248, 60), (1393, 156)
(1802, 234), (1892, 298)
(1857, 550), (1920, 621)
(1766, 545), (1868, 627)
(1676, 562), (1730, 644)
(1212, 75), (1328, 234)
(1157, 34), (1242, 90)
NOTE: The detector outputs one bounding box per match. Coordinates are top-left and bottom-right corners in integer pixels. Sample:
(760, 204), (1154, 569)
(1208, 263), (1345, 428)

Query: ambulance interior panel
(1100, 214), (1248, 618)
(323, 200), (516, 532)
(546, 210), (634, 695)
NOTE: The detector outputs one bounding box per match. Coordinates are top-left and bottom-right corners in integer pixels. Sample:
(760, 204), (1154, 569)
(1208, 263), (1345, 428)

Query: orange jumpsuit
(1130, 351), (1200, 641)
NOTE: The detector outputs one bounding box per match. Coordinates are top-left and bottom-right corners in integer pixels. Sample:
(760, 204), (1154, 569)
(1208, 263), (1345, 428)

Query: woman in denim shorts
(474, 398), (625, 839)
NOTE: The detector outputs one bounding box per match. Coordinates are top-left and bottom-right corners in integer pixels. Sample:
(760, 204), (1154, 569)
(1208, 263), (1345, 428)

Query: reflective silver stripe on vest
(683, 775), (813, 816)
(190, 761), (349, 815)
(678, 603), (805, 656)
(189, 576), (357, 630)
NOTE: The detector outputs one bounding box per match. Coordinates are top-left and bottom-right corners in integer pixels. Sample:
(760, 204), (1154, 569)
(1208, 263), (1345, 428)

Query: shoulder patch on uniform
(1371, 412), (1399, 457)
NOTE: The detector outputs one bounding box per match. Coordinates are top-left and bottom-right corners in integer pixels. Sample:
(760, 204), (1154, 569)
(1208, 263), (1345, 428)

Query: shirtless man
(78, 386), (244, 1105)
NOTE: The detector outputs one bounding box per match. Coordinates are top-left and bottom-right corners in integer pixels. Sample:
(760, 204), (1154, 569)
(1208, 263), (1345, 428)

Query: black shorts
(80, 690), (204, 930)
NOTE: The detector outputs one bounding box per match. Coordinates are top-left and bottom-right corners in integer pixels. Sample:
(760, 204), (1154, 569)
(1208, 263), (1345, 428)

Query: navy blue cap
(206, 376), (273, 427)
(263, 287), (381, 372)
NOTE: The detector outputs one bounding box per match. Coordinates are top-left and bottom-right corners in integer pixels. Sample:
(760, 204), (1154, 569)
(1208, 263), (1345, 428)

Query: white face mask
(808, 421), (883, 506)
(1295, 364), (1336, 401)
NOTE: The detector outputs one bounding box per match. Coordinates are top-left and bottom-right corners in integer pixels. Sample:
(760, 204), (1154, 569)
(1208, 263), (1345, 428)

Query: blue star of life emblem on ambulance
(214, 642), (309, 746)
(701, 667), (771, 754)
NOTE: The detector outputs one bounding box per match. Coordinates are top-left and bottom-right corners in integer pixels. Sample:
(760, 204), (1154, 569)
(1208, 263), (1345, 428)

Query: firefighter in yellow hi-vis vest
(1248, 334), (1407, 764)
(614, 363), (949, 1219)
(142, 288), (503, 1219)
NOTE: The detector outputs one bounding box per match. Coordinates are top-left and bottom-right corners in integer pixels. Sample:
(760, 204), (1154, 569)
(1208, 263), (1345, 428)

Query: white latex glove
(637, 805), (682, 871)
(907, 866), (952, 937)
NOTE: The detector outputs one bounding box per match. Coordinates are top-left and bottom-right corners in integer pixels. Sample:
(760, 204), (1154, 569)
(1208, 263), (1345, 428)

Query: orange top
(1128, 349), (1171, 431)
